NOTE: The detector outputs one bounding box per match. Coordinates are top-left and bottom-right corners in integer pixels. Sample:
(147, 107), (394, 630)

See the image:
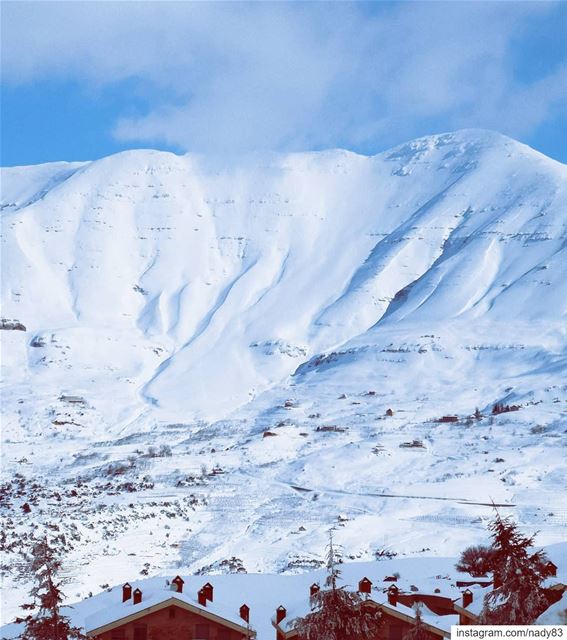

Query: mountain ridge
(2, 128), (566, 423)
(1, 129), (566, 620)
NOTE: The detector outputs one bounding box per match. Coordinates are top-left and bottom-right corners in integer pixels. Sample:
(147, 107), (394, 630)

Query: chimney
(133, 588), (142, 605)
(310, 583), (320, 598)
(202, 582), (214, 603)
(546, 561), (557, 577)
(387, 585), (398, 607)
(276, 606), (287, 624)
(240, 604), (250, 623)
(358, 577), (372, 595)
(198, 588), (207, 607)
(122, 583), (132, 602)
(172, 575), (185, 593)
(462, 589), (473, 608)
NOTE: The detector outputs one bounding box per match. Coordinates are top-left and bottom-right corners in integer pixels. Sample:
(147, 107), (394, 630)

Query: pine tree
(19, 536), (85, 640)
(480, 513), (554, 624)
(403, 603), (430, 640)
(293, 531), (382, 640)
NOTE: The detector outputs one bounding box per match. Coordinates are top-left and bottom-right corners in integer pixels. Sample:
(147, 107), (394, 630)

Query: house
(85, 579), (255, 640)
(272, 581), (460, 640)
(452, 581), (567, 626)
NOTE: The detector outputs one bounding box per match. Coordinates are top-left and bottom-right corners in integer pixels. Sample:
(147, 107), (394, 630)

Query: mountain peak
(1, 128), (566, 616)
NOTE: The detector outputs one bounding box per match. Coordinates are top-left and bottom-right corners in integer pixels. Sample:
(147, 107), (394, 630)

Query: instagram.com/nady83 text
(452, 626), (566, 640)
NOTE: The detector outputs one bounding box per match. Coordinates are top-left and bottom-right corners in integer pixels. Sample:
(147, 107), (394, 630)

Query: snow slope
(1, 129), (566, 623)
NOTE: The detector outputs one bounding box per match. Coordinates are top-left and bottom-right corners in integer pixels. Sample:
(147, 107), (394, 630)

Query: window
(133, 624), (148, 640)
(194, 623), (210, 639)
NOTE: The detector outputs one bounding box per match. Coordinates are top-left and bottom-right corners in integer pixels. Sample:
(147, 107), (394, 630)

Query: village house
(85, 577), (255, 640)
(273, 579), (462, 640)
(273, 571), (567, 640)
(453, 578), (567, 626)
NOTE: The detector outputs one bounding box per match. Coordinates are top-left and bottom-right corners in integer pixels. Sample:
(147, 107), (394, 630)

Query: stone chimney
(276, 605), (287, 624)
(133, 588), (142, 605)
(198, 588), (207, 607)
(240, 604), (250, 623)
(122, 583), (132, 602)
(387, 585), (399, 606)
(462, 589), (473, 608)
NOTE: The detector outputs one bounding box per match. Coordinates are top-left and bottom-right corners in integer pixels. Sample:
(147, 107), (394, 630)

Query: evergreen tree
(403, 603), (430, 640)
(480, 513), (554, 624)
(293, 531), (382, 640)
(19, 536), (85, 640)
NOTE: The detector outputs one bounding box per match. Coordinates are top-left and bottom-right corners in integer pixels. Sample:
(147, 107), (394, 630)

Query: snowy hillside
(1, 129), (566, 623)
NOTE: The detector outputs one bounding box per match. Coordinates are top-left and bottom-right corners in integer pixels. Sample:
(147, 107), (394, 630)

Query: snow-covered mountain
(1, 129), (566, 623)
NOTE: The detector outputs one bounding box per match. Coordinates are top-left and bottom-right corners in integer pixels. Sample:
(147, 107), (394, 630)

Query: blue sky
(1, 1), (566, 166)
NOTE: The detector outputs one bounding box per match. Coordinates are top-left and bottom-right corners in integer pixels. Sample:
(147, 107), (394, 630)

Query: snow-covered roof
(84, 588), (250, 635)
(377, 599), (459, 636)
(279, 595), (458, 638)
(2, 545), (566, 640)
(537, 592), (567, 625)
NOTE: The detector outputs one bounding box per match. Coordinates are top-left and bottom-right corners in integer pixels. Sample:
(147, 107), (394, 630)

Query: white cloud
(2, 1), (566, 153)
